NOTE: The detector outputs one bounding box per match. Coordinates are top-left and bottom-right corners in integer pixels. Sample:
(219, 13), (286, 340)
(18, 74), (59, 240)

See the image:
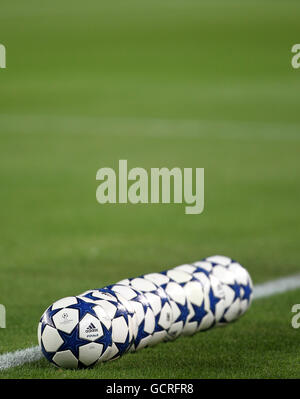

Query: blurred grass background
(0, 0), (300, 377)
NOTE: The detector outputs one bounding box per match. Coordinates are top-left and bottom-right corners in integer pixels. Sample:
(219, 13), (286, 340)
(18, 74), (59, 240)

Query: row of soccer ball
(38, 255), (253, 369)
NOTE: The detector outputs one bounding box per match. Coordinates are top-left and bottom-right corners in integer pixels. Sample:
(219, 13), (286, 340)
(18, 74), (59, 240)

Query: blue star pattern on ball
(153, 288), (172, 332)
(38, 255), (254, 369)
(68, 297), (102, 320)
(116, 276), (172, 346)
(242, 281), (252, 303)
(40, 306), (57, 330)
(172, 264), (225, 332)
(208, 285), (222, 315)
(39, 296), (113, 368)
(170, 294), (190, 324)
(151, 270), (192, 338)
(188, 300), (208, 328)
(228, 280), (241, 302)
(55, 322), (111, 367)
(79, 288), (135, 359)
(106, 283), (156, 351)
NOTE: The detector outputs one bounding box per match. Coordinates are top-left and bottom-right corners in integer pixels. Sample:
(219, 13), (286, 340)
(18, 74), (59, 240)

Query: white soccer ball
(143, 270), (191, 340)
(107, 284), (156, 351)
(203, 255), (253, 317)
(79, 288), (136, 360)
(226, 261), (253, 316)
(173, 264), (225, 333)
(38, 296), (112, 369)
(200, 256), (243, 323)
(116, 277), (172, 346)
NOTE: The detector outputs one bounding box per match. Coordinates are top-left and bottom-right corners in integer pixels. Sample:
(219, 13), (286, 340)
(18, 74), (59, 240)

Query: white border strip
(1, 273), (300, 371)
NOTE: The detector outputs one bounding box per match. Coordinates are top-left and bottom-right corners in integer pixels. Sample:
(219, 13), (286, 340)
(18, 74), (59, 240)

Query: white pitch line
(1, 273), (300, 372)
(0, 346), (42, 371)
(253, 273), (300, 300)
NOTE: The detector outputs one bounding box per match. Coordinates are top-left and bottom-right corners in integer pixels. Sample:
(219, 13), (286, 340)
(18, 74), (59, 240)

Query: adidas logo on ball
(85, 322), (98, 334)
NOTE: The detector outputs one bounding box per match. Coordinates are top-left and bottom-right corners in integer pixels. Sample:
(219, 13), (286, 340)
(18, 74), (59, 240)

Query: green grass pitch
(0, 0), (300, 378)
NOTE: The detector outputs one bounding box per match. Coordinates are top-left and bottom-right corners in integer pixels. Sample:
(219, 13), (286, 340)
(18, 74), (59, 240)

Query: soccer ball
(38, 296), (112, 369)
(143, 270), (191, 340)
(205, 255), (253, 316)
(199, 256), (242, 323)
(79, 288), (136, 360)
(173, 264), (225, 333)
(228, 261), (253, 315)
(107, 283), (156, 351)
(116, 277), (172, 346)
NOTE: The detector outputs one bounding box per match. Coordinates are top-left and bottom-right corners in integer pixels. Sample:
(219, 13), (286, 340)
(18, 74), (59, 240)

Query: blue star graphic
(155, 290), (173, 332)
(188, 301), (207, 326)
(59, 317), (111, 359)
(82, 292), (98, 301)
(208, 287), (222, 315)
(68, 297), (100, 319)
(161, 278), (191, 325)
(229, 281), (240, 301)
(112, 336), (131, 358)
(58, 326), (93, 359)
(40, 306), (62, 335)
(193, 265), (211, 277)
(241, 282), (252, 303)
(134, 320), (150, 348)
(175, 301), (189, 324)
